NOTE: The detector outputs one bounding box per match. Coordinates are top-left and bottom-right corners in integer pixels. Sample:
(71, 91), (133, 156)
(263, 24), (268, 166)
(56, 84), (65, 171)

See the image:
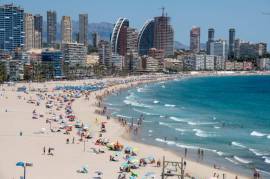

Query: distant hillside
(43, 21), (114, 44)
(174, 41), (188, 50)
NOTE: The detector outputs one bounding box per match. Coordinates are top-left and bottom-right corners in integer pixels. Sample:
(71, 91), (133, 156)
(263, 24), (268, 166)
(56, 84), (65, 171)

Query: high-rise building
(79, 14), (88, 46)
(34, 14), (43, 48)
(61, 16), (72, 44)
(92, 32), (100, 48)
(62, 43), (87, 66)
(190, 26), (200, 53)
(210, 39), (228, 60)
(34, 31), (42, 49)
(138, 20), (155, 56)
(98, 40), (112, 68)
(256, 43), (267, 56)
(126, 28), (139, 54)
(111, 18), (129, 56)
(228, 28), (235, 58)
(153, 10), (174, 57)
(0, 4), (24, 52)
(47, 10), (57, 47)
(206, 28), (215, 54)
(24, 13), (34, 50)
(41, 49), (63, 77)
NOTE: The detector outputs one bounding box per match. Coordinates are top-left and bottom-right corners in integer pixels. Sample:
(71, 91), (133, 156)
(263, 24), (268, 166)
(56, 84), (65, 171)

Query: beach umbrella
(16, 161), (25, 167)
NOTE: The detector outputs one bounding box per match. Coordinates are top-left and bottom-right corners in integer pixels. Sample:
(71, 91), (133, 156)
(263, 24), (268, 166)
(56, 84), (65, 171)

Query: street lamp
(16, 161), (33, 179)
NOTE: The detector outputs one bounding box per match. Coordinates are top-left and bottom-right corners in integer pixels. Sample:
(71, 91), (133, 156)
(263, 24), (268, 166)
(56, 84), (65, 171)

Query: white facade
(146, 57), (159, 72)
(194, 55), (205, 70)
(210, 40), (228, 60)
(98, 40), (112, 68)
(61, 16), (72, 44)
(24, 13), (34, 50)
(205, 55), (215, 70)
(62, 43), (87, 66)
(258, 58), (270, 70)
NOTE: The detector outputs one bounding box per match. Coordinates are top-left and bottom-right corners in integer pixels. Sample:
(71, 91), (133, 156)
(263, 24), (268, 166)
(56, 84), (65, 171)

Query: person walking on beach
(201, 149), (204, 160)
(198, 148), (201, 160)
(184, 148), (187, 157)
(43, 146), (46, 155)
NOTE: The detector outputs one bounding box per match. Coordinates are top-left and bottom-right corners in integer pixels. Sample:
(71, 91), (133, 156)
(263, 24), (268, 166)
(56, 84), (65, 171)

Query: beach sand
(0, 73), (255, 179)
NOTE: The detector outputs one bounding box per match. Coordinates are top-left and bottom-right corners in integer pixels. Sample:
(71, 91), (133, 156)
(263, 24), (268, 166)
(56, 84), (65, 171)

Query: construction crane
(160, 6), (165, 16)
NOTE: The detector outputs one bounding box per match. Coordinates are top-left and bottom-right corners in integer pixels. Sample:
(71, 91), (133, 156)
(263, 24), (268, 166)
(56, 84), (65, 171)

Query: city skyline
(1, 0), (270, 50)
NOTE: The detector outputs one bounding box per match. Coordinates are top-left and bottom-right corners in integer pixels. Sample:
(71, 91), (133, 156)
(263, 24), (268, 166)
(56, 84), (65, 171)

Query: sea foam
(169, 116), (186, 122)
(231, 141), (247, 149)
(164, 104), (176, 107)
(262, 156), (270, 164)
(250, 131), (267, 137)
(193, 129), (214, 138)
(233, 156), (252, 164)
(249, 148), (269, 156)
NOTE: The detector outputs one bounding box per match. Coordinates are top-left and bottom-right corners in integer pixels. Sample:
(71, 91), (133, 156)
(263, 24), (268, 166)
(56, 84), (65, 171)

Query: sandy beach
(1, 72), (266, 179)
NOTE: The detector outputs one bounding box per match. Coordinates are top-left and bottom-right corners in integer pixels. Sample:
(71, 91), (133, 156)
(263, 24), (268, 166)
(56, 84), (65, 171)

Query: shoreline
(1, 71), (269, 178)
(97, 73), (258, 179)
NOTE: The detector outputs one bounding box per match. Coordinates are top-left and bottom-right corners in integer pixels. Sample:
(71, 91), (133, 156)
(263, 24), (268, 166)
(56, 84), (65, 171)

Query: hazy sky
(2, 0), (270, 49)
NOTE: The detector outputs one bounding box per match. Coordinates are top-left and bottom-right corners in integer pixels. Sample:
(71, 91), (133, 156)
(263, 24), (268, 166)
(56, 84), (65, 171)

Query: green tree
(0, 62), (7, 83)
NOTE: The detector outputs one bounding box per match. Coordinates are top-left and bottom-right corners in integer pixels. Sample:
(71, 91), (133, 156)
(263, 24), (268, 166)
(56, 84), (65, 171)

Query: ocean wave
(214, 126), (221, 129)
(160, 115), (165, 118)
(225, 157), (239, 165)
(133, 108), (156, 116)
(262, 156), (270, 164)
(153, 100), (160, 104)
(249, 148), (269, 156)
(137, 88), (145, 93)
(175, 128), (186, 132)
(193, 129), (215, 138)
(231, 141), (247, 149)
(123, 99), (152, 108)
(116, 114), (132, 119)
(256, 169), (270, 176)
(175, 143), (198, 150)
(159, 122), (171, 127)
(250, 131), (267, 137)
(169, 116), (186, 122)
(268, 135), (270, 139)
(216, 151), (225, 156)
(188, 121), (218, 126)
(164, 104), (176, 107)
(161, 85), (166, 88)
(137, 87), (151, 93)
(148, 130), (153, 133)
(233, 156), (252, 164)
(155, 138), (175, 145)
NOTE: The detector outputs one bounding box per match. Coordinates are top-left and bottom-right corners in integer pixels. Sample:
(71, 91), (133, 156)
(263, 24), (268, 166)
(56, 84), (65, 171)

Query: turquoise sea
(105, 75), (270, 178)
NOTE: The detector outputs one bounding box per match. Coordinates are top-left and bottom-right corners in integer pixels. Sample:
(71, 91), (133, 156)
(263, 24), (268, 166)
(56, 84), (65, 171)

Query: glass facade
(0, 4), (24, 52)
(41, 50), (63, 77)
(138, 20), (154, 56)
(111, 18), (129, 56)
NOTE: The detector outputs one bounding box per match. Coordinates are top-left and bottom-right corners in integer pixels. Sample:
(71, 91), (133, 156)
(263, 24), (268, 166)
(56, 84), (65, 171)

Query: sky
(1, 0), (270, 50)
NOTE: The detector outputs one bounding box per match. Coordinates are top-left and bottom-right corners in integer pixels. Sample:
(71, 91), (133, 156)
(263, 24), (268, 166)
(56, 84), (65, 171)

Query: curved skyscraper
(138, 20), (155, 56)
(111, 18), (129, 56)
